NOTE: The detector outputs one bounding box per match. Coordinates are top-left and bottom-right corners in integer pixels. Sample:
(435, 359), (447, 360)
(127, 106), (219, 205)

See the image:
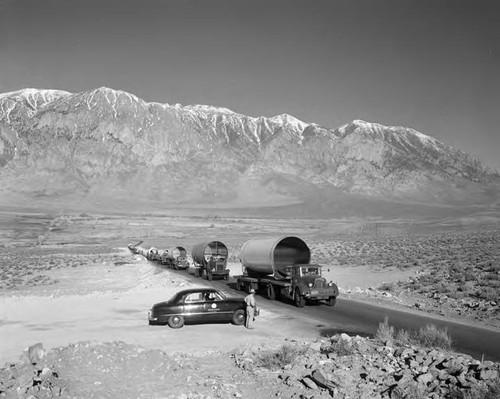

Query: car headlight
(328, 282), (333, 286)
(308, 282), (313, 288)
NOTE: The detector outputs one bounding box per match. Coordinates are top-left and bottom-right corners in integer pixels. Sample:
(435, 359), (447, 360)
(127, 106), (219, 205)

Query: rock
(27, 343), (45, 365)
(478, 360), (494, 369)
(395, 347), (414, 359)
(310, 370), (337, 390)
(456, 373), (471, 388)
(354, 340), (370, 352)
(416, 372), (435, 386)
(479, 369), (499, 380)
(436, 370), (449, 381)
(309, 342), (322, 352)
(302, 377), (318, 390)
(339, 333), (351, 342)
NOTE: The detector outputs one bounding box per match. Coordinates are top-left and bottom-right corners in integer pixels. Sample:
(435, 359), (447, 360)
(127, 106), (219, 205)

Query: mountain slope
(0, 87), (498, 216)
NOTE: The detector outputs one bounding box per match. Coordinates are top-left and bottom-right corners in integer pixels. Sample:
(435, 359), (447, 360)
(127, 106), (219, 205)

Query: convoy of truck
(128, 236), (339, 307)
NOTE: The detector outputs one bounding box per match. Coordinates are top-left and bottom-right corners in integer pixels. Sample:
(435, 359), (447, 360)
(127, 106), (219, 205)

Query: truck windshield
(300, 266), (320, 276)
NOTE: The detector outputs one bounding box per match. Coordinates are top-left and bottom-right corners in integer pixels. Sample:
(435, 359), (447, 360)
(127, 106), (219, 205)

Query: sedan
(148, 288), (247, 328)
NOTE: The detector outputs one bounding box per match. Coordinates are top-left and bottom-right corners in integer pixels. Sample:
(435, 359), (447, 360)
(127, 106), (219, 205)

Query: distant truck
(168, 246), (190, 270)
(146, 247), (161, 262)
(192, 241), (230, 280)
(235, 236), (338, 307)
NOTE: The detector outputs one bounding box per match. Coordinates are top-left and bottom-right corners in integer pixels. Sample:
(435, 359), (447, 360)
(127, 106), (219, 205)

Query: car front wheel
(231, 309), (245, 325)
(167, 315), (185, 329)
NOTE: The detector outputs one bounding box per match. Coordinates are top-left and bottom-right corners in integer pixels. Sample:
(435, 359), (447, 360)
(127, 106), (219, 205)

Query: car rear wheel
(167, 315), (185, 329)
(231, 309), (245, 325)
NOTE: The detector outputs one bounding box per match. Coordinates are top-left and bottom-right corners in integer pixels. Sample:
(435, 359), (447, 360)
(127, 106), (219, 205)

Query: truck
(146, 247), (161, 262)
(235, 236), (338, 307)
(191, 241), (230, 280)
(168, 246), (190, 270)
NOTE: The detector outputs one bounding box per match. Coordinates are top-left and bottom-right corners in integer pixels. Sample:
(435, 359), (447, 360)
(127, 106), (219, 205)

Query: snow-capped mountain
(0, 87), (497, 216)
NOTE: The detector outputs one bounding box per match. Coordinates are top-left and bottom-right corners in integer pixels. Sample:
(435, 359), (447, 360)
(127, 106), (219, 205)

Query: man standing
(244, 288), (257, 329)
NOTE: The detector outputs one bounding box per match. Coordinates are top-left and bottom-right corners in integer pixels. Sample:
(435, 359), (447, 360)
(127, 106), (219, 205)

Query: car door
(182, 292), (205, 323)
(202, 292), (226, 322)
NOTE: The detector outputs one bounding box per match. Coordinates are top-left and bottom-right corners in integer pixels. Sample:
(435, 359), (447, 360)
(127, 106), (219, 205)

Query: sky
(0, 0), (499, 170)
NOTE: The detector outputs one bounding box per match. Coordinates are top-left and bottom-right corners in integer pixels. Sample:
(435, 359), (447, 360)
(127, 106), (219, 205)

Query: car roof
(176, 288), (219, 295)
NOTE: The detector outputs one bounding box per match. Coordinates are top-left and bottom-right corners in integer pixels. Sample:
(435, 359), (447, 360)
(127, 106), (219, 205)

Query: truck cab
(287, 264), (338, 307)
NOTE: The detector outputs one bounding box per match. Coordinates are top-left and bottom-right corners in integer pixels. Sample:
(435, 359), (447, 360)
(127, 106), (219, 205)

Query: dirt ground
(0, 249), (412, 364)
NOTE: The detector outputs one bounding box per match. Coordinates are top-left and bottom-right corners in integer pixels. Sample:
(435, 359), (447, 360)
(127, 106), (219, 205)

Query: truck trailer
(191, 241), (230, 280)
(235, 236), (338, 307)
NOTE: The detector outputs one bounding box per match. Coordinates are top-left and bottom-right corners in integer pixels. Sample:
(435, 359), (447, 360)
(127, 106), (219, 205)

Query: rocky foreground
(2, 332), (499, 399)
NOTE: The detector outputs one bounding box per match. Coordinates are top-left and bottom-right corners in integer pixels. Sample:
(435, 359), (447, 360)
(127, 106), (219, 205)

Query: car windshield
(300, 266), (320, 276)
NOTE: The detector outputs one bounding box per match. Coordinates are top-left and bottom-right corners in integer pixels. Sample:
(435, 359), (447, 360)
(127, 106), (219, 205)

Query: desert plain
(1, 208), (499, 398)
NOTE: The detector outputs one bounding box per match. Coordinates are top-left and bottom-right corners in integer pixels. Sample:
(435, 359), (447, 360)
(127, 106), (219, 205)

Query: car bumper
(148, 310), (158, 323)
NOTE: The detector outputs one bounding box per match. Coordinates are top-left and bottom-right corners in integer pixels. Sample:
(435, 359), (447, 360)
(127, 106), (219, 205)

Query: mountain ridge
(0, 87), (498, 217)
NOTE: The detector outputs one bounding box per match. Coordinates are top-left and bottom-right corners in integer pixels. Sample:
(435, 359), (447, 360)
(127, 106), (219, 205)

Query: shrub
(376, 316), (394, 345)
(448, 378), (500, 399)
(413, 324), (452, 350)
(326, 338), (355, 356)
(378, 282), (396, 292)
(395, 329), (412, 346)
(255, 344), (307, 370)
(477, 287), (498, 302)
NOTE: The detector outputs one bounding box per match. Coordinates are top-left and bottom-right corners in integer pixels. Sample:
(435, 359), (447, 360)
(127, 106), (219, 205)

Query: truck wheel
(327, 296), (337, 307)
(167, 315), (184, 329)
(231, 309), (245, 325)
(236, 280), (243, 291)
(208, 272), (213, 281)
(202, 269), (208, 280)
(194, 268), (200, 277)
(294, 289), (305, 308)
(266, 284), (275, 300)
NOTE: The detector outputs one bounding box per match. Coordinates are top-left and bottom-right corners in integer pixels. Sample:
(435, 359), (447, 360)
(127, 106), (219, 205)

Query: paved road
(204, 277), (500, 362)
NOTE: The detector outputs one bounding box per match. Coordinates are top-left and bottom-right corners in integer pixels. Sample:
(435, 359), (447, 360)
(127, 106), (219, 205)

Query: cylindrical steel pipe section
(240, 236), (311, 276)
(170, 246), (187, 259)
(191, 241), (228, 266)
